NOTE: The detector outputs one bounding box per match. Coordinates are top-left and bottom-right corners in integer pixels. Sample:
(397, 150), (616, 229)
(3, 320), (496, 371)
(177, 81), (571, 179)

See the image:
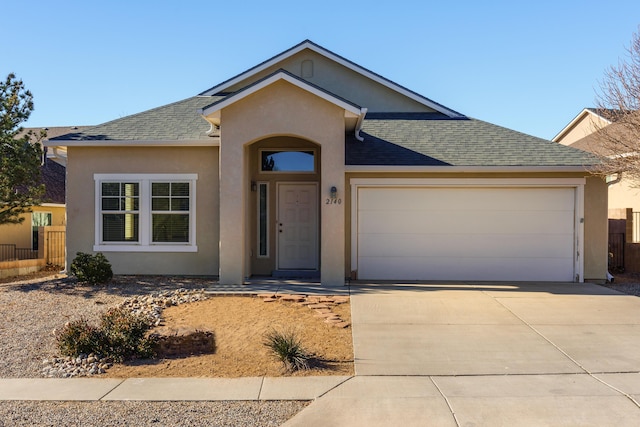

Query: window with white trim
(94, 174), (197, 252)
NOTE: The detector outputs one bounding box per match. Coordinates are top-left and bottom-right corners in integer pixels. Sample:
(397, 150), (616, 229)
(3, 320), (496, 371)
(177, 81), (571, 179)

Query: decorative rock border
(258, 294), (351, 328)
(42, 289), (209, 378)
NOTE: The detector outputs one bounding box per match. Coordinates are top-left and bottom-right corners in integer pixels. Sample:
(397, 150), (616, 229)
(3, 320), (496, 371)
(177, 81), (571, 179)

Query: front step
(271, 269), (320, 279)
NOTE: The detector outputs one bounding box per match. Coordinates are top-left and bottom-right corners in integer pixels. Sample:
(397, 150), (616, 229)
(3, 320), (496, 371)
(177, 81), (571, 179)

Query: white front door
(277, 183), (318, 270)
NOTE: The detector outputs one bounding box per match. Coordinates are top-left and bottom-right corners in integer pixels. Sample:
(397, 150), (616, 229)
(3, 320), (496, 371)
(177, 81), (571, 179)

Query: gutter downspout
(607, 172), (622, 186)
(354, 108), (368, 142)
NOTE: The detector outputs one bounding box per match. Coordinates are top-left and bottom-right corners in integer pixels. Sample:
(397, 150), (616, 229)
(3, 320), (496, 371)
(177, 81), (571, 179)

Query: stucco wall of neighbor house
(225, 50), (433, 114)
(608, 180), (640, 211)
(556, 113), (610, 146)
(217, 79), (346, 285)
(66, 146), (219, 275)
(0, 205), (65, 249)
(344, 171), (608, 282)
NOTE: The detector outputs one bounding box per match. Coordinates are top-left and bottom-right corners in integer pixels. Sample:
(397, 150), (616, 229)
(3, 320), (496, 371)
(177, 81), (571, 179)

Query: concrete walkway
(4, 281), (640, 426)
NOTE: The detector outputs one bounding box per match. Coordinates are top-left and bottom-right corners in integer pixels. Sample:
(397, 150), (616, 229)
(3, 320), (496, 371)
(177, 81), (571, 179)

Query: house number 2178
(325, 198), (342, 205)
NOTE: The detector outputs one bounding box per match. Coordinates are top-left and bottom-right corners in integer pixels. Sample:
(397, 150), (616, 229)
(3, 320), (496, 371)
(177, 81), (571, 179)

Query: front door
(277, 183), (318, 270)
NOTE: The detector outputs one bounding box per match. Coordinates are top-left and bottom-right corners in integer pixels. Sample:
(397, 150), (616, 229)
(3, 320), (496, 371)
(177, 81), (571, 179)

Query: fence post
(38, 226), (46, 260)
(627, 208), (634, 243)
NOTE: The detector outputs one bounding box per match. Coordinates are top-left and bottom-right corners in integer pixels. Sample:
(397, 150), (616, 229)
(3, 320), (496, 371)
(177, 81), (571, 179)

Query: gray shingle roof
(347, 113), (598, 167)
(49, 97), (220, 141)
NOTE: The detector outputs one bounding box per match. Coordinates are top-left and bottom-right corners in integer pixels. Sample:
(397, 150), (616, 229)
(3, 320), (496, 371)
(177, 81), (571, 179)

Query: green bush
(97, 307), (156, 362)
(55, 318), (102, 357)
(54, 307), (156, 362)
(70, 252), (113, 285)
(263, 328), (310, 372)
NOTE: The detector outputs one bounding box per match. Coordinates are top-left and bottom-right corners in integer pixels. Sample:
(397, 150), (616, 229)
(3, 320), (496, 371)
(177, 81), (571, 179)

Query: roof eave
(44, 139), (219, 148)
(345, 165), (592, 173)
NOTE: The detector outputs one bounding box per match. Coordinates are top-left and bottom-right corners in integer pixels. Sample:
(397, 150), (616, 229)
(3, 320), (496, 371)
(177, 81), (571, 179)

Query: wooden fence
(0, 226), (66, 279)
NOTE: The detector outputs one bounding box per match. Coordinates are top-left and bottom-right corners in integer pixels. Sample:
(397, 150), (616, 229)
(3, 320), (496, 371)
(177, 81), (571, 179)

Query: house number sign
(325, 197), (342, 205)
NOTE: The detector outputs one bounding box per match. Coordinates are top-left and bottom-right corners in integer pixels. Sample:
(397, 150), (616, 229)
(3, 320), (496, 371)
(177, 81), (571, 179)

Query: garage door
(356, 186), (576, 281)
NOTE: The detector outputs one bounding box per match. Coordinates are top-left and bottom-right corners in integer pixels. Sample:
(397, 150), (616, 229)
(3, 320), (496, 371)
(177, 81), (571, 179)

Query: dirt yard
(105, 295), (354, 378)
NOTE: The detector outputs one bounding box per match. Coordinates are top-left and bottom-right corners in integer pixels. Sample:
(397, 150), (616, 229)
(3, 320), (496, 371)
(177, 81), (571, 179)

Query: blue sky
(4, 0), (640, 140)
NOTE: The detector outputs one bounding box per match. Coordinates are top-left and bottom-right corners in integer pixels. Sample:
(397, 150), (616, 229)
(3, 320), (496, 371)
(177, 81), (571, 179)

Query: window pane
(261, 151), (314, 172)
(121, 197), (139, 211)
(152, 183), (170, 196)
(171, 182), (189, 196)
(102, 182), (120, 196)
(152, 198), (170, 211)
(258, 183), (268, 256)
(103, 214), (139, 242)
(122, 183), (139, 196)
(152, 214), (189, 242)
(102, 198), (120, 211)
(171, 197), (190, 211)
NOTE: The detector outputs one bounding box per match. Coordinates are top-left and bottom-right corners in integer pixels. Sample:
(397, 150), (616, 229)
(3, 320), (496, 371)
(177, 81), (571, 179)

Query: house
(45, 40), (607, 284)
(0, 127), (87, 260)
(553, 108), (640, 212)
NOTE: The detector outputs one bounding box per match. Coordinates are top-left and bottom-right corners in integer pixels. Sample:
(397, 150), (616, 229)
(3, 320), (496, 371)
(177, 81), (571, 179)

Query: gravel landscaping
(0, 273), (310, 426)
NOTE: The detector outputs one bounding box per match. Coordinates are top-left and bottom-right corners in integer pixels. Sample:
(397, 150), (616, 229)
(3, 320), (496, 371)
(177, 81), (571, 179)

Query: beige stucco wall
(344, 171), (608, 283)
(66, 146), (219, 275)
(555, 112), (610, 146)
(0, 205), (65, 249)
(225, 50), (433, 114)
(583, 175), (608, 281)
(608, 180), (640, 211)
(217, 79), (346, 285)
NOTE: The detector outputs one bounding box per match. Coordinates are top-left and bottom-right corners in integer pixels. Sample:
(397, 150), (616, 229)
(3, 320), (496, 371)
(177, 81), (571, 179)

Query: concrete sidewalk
(0, 376), (350, 401)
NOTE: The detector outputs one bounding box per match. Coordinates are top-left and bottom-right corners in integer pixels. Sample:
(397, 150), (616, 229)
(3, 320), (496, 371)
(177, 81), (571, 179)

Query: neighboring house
(0, 127), (87, 259)
(46, 40), (607, 284)
(553, 108), (640, 212)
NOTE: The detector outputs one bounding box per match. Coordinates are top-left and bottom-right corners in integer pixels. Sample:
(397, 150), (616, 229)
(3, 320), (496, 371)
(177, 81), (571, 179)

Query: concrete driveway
(284, 282), (640, 426)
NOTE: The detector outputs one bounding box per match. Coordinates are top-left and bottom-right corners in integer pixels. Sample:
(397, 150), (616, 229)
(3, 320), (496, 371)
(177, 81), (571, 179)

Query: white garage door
(357, 186), (576, 281)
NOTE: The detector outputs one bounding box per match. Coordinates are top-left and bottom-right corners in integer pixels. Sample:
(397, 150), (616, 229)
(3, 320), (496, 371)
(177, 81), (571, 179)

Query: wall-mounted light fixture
(251, 181), (257, 192)
(330, 186), (337, 199)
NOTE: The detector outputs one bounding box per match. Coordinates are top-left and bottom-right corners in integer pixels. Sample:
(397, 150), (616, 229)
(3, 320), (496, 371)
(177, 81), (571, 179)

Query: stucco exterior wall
(555, 112), (610, 146)
(608, 180), (640, 211)
(0, 205), (65, 249)
(583, 175), (608, 281)
(66, 146), (219, 275)
(217, 79), (346, 285)
(225, 50), (432, 113)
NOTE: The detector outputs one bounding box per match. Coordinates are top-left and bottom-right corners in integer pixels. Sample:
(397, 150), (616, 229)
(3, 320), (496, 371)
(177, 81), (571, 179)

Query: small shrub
(263, 329), (310, 372)
(70, 252), (113, 285)
(55, 318), (102, 357)
(97, 307), (156, 362)
(54, 307), (155, 362)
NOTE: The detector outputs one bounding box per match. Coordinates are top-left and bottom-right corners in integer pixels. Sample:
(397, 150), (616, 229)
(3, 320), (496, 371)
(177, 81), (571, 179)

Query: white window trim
(94, 173), (198, 252)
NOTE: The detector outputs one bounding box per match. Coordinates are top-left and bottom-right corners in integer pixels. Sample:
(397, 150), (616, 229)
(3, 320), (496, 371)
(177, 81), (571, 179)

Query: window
(257, 182), (268, 257)
(101, 182), (139, 242)
(260, 150), (315, 172)
(94, 174), (197, 252)
(32, 212), (52, 250)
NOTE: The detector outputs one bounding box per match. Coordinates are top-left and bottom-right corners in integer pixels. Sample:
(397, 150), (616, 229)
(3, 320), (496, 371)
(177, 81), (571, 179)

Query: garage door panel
(358, 187), (575, 212)
(358, 233), (573, 258)
(358, 256), (574, 282)
(359, 210), (574, 236)
(356, 186), (576, 282)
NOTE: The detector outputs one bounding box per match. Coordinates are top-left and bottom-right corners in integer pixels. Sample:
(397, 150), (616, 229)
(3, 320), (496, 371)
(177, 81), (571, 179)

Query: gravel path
(0, 274), (308, 426)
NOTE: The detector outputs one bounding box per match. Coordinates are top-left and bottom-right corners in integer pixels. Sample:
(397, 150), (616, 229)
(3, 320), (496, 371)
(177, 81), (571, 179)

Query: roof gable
(200, 40), (463, 118)
(199, 69), (362, 126)
(553, 108), (612, 143)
